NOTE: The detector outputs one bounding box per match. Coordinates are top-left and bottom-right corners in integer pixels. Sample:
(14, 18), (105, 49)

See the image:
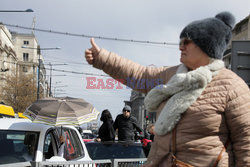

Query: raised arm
(84, 38), (178, 94)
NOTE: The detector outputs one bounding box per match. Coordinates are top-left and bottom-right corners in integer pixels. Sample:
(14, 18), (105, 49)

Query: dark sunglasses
(123, 110), (130, 112)
(179, 38), (192, 47)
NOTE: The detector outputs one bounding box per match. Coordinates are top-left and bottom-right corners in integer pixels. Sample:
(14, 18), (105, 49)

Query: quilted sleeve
(225, 78), (250, 166)
(93, 48), (176, 94)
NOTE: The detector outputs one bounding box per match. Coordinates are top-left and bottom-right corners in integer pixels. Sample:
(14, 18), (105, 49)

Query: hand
(95, 138), (101, 142)
(85, 38), (100, 64)
(60, 136), (65, 144)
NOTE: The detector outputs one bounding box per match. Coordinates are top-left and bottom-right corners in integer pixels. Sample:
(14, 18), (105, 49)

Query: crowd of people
(95, 105), (146, 142)
(94, 105), (154, 159)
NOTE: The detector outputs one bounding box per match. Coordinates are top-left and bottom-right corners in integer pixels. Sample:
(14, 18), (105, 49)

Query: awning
(0, 104), (15, 117)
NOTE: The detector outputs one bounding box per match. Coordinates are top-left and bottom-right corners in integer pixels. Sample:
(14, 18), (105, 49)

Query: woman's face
(179, 38), (210, 70)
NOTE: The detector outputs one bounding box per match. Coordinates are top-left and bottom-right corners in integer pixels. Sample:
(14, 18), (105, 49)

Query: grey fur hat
(180, 11), (235, 59)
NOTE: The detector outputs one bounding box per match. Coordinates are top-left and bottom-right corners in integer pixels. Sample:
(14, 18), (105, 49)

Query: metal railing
(0, 158), (147, 167)
(113, 158), (147, 167)
(36, 159), (111, 167)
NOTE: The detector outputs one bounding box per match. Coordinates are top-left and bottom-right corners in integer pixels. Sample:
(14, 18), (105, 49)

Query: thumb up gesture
(85, 38), (100, 64)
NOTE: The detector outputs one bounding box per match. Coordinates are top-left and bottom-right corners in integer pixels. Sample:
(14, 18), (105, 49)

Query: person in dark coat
(96, 109), (115, 142)
(113, 105), (142, 142)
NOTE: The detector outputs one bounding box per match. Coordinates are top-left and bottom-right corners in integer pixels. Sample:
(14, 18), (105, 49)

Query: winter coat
(93, 49), (250, 167)
(98, 119), (115, 141)
(113, 114), (142, 142)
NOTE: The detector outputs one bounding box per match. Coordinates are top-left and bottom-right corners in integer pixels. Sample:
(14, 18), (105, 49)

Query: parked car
(85, 141), (146, 160)
(0, 118), (92, 164)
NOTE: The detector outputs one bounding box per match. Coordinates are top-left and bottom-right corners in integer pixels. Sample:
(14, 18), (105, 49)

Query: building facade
(223, 14), (250, 87)
(0, 25), (18, 102)
(0, 24), (49, 104)
(223, 14), (250, 68)
(232, 14), (250, 41)
(12, 32), (48, 98)
(125, 90), (156, 131)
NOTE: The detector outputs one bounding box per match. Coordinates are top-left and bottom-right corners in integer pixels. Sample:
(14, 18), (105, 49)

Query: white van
(0, 118), (92, 164)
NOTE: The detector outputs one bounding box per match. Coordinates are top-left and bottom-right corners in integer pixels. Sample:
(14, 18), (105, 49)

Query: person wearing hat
(85, 12), (250, 166)
(113, 105), (142, 142)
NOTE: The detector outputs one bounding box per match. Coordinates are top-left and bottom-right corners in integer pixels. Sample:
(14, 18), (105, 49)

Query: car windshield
(85, 142), (146, 160)
(0, 130), (39, 164)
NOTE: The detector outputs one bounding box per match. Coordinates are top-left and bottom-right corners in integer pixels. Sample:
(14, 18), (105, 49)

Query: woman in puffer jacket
(85, 11), (250, 167)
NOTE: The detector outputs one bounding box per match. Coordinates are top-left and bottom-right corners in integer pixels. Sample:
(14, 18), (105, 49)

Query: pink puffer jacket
(93, 49), (250, 167)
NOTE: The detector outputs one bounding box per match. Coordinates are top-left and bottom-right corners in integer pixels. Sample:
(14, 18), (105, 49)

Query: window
(23, 41), (29, 45)
(23, 67), (28, 72)
(0, 130), (39, 163)
(23, 53), (29, 62)
(63, 128), (84, 160)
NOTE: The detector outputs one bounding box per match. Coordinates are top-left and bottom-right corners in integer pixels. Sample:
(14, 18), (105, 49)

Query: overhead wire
(0, 60), (109, 77)
(1, 22), (177, 99)
(44, 68), (109, 77)
(0, 23), (180, 78)
(2, 22), (179, 46)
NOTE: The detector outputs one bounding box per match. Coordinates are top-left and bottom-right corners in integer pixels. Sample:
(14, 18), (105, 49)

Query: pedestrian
(141, 126), (153, 157)
(113, 105), (142, 142)
(95, 109), (115, 142)
(57, 135), (65, 157)
(85, 11), (250, 166)
(146, 123), (155, 141)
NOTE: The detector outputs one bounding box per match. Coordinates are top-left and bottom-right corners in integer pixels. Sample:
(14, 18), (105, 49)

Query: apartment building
(11, 32), (48, 98)
(0, 24), (49, 103)
(0, 25), (18, 102)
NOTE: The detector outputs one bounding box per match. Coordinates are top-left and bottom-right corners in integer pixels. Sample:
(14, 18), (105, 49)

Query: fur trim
(144, 60), (224, 135)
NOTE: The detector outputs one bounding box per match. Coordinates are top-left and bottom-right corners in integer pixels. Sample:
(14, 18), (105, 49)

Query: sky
(1, 0), (250, 121)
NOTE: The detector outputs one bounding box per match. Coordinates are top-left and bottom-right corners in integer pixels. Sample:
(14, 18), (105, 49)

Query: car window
(63, 128), (84, 160)
(0, 130), (39, 164)
(43, 130), (58, 160)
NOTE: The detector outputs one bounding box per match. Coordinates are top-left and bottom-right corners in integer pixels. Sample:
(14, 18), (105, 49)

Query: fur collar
(144, 60), (224, 135)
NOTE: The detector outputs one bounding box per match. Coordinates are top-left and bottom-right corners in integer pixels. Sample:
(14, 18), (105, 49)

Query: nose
(179, 44), (185, 51)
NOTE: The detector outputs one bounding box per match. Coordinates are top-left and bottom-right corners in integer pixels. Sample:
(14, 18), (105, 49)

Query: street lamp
(0, 9), (34, 12)
(22, 46), (60, 100)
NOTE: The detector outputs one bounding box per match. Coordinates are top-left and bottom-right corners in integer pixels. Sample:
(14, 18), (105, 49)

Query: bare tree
(0, 74), (37, 113)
